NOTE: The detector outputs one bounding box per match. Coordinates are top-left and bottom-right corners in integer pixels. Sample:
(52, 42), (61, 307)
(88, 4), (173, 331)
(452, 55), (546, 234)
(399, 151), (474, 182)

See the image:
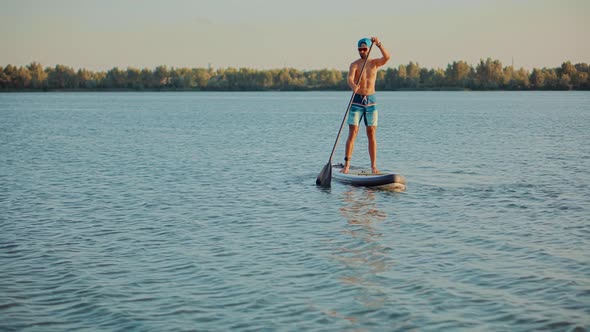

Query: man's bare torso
(350, 59), (379, 95)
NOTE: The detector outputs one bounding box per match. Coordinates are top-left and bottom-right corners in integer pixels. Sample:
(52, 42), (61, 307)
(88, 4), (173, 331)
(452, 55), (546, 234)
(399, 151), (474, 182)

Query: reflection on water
(320, 188), (396, 324)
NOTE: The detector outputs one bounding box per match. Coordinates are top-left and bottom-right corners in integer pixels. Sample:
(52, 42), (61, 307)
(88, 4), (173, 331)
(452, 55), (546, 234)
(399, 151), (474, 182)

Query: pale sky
(1, 0), (588, 71)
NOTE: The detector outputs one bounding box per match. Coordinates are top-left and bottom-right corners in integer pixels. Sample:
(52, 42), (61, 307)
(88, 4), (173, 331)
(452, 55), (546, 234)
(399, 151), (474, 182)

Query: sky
(1, 0), (588, 71)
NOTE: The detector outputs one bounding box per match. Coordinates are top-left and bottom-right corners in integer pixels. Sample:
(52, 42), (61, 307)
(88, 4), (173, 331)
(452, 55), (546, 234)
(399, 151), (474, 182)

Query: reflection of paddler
(340, 190), (387, 226)
(339, 189), (388, 256)
(336, 189), (392, 310)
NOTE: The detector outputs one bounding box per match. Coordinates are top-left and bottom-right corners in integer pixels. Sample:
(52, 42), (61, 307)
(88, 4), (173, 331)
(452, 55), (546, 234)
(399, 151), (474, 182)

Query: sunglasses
(358, 48), (368, 52)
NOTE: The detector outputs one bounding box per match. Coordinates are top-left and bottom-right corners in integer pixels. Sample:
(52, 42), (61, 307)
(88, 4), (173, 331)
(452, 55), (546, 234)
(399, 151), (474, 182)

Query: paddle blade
(316, 163), (332, 187)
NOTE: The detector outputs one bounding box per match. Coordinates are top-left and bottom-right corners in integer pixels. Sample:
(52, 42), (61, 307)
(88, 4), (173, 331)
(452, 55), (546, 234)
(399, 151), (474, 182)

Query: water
(1, 91), (589, 331)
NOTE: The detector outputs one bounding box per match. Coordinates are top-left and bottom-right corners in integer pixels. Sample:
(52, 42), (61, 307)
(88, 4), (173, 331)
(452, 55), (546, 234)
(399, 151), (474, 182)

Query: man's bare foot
(371, 167), (380, 174)
(341, 164), (350, 174)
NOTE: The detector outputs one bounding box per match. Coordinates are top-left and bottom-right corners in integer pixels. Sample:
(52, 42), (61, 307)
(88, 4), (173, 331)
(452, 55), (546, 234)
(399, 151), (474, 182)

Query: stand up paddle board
(332, 164), (406, 187)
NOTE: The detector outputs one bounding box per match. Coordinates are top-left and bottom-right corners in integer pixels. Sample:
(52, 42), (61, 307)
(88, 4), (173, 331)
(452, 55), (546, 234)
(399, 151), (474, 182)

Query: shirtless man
(342, 37), (390, 174)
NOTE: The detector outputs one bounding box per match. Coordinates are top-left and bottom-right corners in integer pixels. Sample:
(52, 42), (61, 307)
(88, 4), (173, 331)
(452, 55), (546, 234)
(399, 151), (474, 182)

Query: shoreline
(0, 88), (583, 93)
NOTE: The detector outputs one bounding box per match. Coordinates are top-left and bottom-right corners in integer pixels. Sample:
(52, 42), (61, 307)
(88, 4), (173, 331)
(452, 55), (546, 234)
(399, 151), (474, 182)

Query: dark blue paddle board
(332, 164), (406, 187)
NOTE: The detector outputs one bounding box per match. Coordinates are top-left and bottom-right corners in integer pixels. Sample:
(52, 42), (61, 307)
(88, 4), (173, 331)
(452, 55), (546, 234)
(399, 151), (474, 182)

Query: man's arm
(371, 37), (391, 67)
(347, 62), (358, 92)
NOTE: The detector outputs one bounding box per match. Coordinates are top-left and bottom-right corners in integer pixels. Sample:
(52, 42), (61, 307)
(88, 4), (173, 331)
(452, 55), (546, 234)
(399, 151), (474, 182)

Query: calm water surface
(1, 92), (589, 331)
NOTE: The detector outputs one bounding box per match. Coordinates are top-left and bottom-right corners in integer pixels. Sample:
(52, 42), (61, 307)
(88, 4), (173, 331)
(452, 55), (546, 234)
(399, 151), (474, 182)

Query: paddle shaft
(324, 42), (375, 165)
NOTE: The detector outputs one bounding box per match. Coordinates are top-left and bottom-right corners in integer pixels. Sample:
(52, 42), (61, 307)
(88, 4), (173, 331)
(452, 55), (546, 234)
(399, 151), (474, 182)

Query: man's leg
(342, 125), (359, 173)
(366, 125), (379, 173)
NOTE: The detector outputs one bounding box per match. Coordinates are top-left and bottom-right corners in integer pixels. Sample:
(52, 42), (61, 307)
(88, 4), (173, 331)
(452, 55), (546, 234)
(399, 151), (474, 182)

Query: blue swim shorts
(347, 94), (378, 126)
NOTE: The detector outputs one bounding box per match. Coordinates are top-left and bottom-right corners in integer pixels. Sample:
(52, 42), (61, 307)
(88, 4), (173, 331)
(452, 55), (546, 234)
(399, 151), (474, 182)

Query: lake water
(1, 91), (589, 331)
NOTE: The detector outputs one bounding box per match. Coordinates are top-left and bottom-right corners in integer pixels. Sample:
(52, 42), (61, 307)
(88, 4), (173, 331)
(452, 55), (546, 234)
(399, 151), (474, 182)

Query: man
(342, 37), (390, 174)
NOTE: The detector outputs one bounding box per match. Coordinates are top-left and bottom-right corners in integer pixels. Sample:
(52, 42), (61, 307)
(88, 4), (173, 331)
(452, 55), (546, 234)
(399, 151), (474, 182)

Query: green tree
(104, 67), (127, 89)
(382, 67), (397, 90)
(559, 61), (577, 77)
(94, 71), (107, 88)
(2, 64), (18, 88)
(572, 71), (588, 89)
(256, 70), (273, 90)
(376, 70), (386, 90)
(276, 68), (292, 90)
(557, 74), (571, 90)
(193, 68), (212, 89)
(140, 68), (155, 89)
(77, 68), (95, 89)
(421, 68), (445, 88)
(0, 66), (7, 89)
(514, 68), (530, 89)
(175, 67), (195, 89)
(169, 67), (184, 89)
(530, 68), (545, 89)
(47, 65), (76, 89)
(397, 65), (407, 88)
(27, 62), (47, 89)
(153, 65), (170, 88)
(542, 68), (559, 89)
(222, 67), (240, 90)
(406, 62), (420, 88)
(14, 66), (32, 89)
(475, 58), (503, 89)
(502, 65), (514, 88)
(273, 68), (305, 90)
(126, 67), (142, 89)
(207, 68), (230, 90)
(310, 69), (342, 89)
(445, 61), (472, 87)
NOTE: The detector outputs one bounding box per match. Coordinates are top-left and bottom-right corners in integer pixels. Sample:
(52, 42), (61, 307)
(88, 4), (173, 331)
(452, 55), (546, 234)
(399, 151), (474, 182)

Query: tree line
(1, 59), (588, 91)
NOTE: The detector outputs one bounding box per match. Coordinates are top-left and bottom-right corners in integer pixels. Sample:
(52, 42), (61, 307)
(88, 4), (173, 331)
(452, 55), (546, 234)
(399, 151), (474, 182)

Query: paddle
(316, 41), (374, 187)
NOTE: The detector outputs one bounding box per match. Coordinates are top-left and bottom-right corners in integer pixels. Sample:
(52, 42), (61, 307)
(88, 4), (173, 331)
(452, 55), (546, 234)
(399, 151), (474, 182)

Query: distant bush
(1, 60), (588, 91)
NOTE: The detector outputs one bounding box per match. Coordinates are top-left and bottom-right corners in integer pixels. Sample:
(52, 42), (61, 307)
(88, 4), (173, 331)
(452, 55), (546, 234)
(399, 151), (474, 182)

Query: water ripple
(2, 92), (589, 331)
